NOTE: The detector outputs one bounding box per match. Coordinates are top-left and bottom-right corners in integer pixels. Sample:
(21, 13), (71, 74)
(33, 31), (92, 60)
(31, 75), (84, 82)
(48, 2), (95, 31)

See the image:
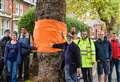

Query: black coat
(53, 42), (81, 74)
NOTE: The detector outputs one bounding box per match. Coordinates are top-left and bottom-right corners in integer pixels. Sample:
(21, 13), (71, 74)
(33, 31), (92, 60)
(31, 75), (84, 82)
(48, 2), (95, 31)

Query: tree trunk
(97, 8), (116, 33)
(33, 0), (66, 82)
(36, 0), (66, 22)
(105, 16), (116, 33)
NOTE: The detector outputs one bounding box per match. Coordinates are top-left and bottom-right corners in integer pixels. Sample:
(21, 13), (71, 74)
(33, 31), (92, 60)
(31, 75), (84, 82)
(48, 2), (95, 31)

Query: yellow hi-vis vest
(74, 38), (96, 68)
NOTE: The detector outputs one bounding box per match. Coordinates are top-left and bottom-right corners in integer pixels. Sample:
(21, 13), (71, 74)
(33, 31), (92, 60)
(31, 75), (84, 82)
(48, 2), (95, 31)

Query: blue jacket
(95, 38), (112, 61)
(53, 42), (81, 74)
(4, 41), (21, 64)
(18, 35), (31, 56)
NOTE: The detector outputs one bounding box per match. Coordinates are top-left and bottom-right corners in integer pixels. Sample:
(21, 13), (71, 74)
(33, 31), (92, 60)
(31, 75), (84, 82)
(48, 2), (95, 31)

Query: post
(11, 0), (13, 32)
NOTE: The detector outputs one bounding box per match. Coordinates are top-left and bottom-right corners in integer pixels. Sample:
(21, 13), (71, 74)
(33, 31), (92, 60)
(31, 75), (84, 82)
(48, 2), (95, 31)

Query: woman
(4, 31), (21, 82)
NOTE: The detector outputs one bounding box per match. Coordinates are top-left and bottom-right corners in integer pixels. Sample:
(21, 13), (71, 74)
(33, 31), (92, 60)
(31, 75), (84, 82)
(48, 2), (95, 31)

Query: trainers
(25, 80), (30, 82)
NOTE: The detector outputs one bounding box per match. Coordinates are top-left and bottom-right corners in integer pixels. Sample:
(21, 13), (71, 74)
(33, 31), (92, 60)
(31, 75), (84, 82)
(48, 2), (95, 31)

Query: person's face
(66, 37), (72, 44)
(11, 34), (17, 41)
(81, 32), (88, 39)
(112, 34), (117, 40)
(21, 28), (27, 34)
(71, 27), (76, 33)
(5, 31), (10, 36)
(98, 32), (105, 39)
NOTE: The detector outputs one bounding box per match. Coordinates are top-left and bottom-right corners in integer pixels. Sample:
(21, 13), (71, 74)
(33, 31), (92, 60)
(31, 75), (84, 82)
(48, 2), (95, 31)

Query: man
(95, 31), (112, 82)
(75, 30), (96, 82)
(108, 33), (120, 82)
(0, 29), (11, 80)
(1, 29), (11, 50)
(18, 27), (33, 82)
(53, 33), (81, 82)
(70, 27), (77, 40)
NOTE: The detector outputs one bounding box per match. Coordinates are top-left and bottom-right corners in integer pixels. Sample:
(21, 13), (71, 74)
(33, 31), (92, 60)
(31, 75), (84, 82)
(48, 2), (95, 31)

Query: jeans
(81, 68), (93, 82)
(18, 54), (30, 80)
(7, 60), (17, 82)
(108, 59), (120, 82)
(64, 65), (79, 82)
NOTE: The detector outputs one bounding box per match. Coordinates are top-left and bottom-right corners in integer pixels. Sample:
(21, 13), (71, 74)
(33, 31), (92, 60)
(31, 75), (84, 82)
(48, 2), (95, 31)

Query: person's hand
(91, 61), (96, 65)
(97, 60), (101, 62)
(118, 58), (120, 60)
(77, 68), (81, 76)
(32, 46), (37, 50)
(106, 59), (110, 62)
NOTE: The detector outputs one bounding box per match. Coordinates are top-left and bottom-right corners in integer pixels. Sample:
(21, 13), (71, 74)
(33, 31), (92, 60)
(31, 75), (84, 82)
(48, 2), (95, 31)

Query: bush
(18, 7), (89, 34)
(18, 7), (35, 34)
(66, 17), (89, 32)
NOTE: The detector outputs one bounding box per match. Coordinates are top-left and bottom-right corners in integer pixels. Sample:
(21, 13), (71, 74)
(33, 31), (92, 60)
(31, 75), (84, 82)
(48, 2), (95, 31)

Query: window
(20, 4), (23, 16)
(0, 0), (4, 11)
(2, 18), (9, 35)
(16, 2), (20, 15)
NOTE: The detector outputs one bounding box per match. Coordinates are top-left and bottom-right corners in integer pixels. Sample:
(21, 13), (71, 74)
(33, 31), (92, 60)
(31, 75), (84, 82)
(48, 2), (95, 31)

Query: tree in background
(67, 0), (120, 32)
(18, 7), (35, 34)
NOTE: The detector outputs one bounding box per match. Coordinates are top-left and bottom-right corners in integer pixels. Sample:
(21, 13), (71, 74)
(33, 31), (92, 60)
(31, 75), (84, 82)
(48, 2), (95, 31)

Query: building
(0, 0), (36, 35)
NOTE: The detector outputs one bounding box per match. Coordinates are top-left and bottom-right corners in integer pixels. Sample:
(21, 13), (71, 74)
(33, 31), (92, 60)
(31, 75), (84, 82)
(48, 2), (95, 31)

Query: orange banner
(33, 19), (67, 53)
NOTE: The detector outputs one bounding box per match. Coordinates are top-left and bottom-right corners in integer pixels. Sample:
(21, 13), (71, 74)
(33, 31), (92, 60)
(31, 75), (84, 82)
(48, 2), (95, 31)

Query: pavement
(18, 64), (117, 82)
(80, 64), (117, 82)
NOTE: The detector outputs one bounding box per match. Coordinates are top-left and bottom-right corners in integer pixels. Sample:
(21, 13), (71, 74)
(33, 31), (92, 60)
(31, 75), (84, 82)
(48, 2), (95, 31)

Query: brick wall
(4, 0), (33, 16)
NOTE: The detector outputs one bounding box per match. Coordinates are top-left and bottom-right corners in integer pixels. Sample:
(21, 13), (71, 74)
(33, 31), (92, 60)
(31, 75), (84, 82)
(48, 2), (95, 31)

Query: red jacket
(111, 40), (120, 59)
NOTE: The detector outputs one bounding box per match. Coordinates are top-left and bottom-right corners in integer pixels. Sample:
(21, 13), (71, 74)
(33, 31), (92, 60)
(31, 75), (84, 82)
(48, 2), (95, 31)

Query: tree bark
(33, 0), (66, 82)
(36, 0), (66, 22)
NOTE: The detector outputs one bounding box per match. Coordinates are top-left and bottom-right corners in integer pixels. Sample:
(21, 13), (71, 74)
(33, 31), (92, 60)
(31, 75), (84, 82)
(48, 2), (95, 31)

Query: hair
(112, 32), (116, 35)
(12, 31), (17, 36)
(4, 29), (10, 33)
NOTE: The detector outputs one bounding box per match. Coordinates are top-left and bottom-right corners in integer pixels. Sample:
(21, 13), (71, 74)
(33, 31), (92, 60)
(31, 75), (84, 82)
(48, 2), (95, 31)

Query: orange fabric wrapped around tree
(33, 19), (67, 53)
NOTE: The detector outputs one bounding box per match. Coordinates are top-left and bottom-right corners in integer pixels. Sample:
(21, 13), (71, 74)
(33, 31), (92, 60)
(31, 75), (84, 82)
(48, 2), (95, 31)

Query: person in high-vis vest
(74, 31), (96, 82)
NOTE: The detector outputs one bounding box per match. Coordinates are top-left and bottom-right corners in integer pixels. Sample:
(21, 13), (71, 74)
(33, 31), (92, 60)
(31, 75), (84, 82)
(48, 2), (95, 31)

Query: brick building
(0, 0), (36, 35)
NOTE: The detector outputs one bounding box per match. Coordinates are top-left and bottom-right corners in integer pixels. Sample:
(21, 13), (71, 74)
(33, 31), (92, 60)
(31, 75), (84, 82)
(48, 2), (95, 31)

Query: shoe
(18, 76), (22, 80)
(25, 80), (30, 82)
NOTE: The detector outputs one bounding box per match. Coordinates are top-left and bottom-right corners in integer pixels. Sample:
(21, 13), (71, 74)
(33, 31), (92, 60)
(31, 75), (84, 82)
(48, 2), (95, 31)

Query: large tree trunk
(33, 0), (66, 82)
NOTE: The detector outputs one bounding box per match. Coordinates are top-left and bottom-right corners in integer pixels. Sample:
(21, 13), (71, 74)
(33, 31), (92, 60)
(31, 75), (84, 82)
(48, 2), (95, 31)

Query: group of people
(0, 26), (120, 82)
(54, 27), (120, 82)
(0, 28), (36, 82)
